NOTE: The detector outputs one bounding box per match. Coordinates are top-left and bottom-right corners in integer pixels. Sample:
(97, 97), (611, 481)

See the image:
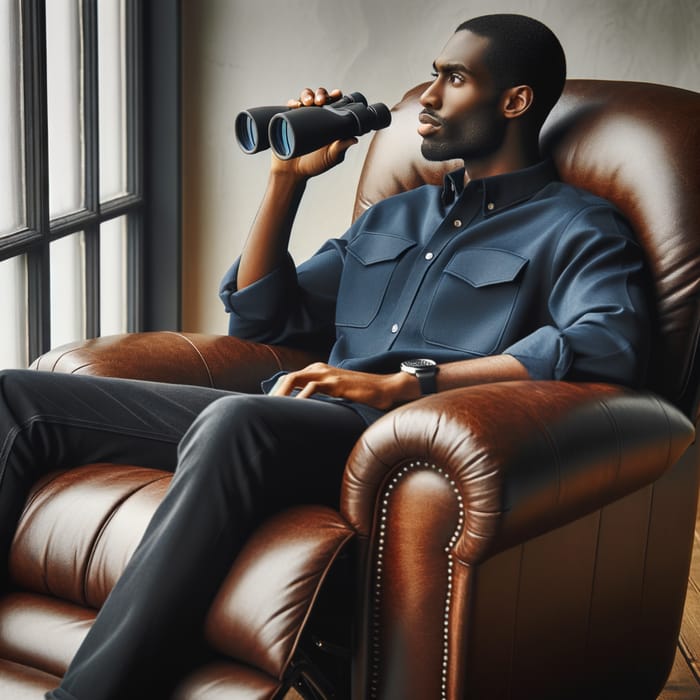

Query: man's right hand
(269, 87), (358, 180)
(238, 87), (355, 290)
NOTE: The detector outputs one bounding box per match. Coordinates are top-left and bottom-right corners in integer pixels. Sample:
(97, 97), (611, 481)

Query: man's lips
(418, 110), (443, 137)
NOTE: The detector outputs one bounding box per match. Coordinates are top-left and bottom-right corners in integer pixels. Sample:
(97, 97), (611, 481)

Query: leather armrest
(30, 332), (322, 392)
(341, 380), (696, 564)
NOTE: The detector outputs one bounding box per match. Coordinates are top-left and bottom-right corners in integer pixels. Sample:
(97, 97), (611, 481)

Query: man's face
(419, 30), (506, 163)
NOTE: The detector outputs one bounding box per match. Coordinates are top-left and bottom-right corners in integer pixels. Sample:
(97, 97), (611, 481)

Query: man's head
(457, 14), (566, 125)
(419, 14), (566, 167)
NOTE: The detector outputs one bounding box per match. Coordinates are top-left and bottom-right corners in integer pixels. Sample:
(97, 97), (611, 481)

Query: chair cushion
(10, 464), (171, 608)
(6, 464), (356, 695)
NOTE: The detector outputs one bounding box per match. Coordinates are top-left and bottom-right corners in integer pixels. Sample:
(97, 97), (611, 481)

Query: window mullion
(84, 223), (100, 337)
(125, 0), (142, 198)
(83, 0), (99, 213)
(82, 0), (100, 336)
(23, 0), (50, 361)
(126, 0), (143, 331)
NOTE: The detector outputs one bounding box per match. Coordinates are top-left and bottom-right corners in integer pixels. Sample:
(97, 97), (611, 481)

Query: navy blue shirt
(220, 160), (650, 421)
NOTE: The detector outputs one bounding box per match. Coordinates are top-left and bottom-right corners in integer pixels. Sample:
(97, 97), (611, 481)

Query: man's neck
(463, 136), (541, 182)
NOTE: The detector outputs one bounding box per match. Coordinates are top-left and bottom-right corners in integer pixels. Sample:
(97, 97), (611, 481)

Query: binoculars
(235, 92), (392, 159)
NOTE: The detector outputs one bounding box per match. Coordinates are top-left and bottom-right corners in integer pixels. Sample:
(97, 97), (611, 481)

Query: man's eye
(449, 73), (464, 84)
(430, 71), (438, 79)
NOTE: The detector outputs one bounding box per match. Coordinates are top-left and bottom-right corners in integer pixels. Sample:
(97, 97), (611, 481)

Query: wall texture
(182, 0), (700, 334)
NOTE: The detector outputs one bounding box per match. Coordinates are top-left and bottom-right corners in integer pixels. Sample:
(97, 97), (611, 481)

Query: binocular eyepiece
(235, 92), (391, 159)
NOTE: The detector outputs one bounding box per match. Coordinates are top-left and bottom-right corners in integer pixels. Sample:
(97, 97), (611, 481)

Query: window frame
(0, 0), (181, 366)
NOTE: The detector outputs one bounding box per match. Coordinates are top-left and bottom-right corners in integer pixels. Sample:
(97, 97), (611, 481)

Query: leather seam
(165, 332), (215, 387)
(82, 473), (173, 606)
(261, 343), (285, 372)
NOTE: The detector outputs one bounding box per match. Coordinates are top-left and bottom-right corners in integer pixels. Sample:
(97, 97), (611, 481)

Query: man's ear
(502, 85), (534, 119)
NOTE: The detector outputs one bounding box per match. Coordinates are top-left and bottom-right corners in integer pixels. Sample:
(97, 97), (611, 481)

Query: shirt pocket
(422, 248), (529, 355)
(335, 232), (416, 328)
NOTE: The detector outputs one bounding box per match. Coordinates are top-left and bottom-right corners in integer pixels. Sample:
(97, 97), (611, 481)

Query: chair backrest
(354, 80), (700, 418)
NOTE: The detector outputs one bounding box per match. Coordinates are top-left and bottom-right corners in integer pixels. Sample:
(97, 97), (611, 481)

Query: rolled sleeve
(505, 326), (573, 380)
(218, 240), (345, 346)
(219, 255), (297, 322)
(509, 205), (650, 386)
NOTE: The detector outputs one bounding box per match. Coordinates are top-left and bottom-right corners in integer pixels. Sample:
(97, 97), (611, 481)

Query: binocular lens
(236, 113), (258, 153)
(271, 118), (293, 159)
(235, 106), (289, 154)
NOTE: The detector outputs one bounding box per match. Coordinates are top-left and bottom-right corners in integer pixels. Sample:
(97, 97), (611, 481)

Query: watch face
(400, 358), (439, 394)
(403, 358), (437, 369)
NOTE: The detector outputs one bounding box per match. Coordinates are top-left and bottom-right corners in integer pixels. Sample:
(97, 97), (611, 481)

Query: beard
(420, 104), (507, 163)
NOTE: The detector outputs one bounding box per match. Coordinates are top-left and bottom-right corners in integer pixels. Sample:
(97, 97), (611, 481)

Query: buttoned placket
(385, 183), (485, 348)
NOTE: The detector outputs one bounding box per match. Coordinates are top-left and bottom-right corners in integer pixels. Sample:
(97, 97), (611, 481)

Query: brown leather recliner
(2, 79), (699, 700)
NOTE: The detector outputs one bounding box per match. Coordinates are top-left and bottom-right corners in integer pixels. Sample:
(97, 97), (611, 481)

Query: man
(223, 14), (647, 411)
(0, 14), (648, 700)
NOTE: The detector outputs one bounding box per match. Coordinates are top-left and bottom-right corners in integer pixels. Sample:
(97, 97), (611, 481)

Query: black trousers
(0, 369), (367, 700)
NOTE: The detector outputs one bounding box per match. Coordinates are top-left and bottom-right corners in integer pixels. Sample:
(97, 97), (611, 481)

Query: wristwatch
(400, 358), (439, 395)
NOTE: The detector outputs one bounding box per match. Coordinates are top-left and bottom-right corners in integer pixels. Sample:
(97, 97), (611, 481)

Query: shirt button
(391, 323), (399, 334)
(453, 219), (462, 228)
(424, 251), (434, 261)
(487, 202), (495, 211)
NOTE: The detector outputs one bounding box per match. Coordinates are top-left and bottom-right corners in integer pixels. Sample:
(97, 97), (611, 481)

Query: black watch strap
(400, 359), (439, 395)
(414, 366), (438, 395)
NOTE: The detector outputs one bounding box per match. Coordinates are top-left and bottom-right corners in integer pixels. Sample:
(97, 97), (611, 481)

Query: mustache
(418, 108), (446, 127)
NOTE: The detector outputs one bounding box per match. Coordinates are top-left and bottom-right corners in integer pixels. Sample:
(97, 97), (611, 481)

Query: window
(0, 0), (144, 369)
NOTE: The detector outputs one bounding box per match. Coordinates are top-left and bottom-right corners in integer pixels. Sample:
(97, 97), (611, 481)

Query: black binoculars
(235, 92), (392, 159)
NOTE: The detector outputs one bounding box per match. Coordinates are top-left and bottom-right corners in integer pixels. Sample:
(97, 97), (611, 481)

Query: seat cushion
(10, 464), (172, 608)
(0, 658), (61, 699)
(0, 592), (94, 680)
(3, 464), (356, 697)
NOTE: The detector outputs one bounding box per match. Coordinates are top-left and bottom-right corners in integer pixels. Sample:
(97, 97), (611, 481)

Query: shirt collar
(442, 159), (559, 213)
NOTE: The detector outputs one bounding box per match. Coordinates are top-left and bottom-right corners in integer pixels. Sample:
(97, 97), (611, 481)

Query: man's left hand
(268, 362), (419, 411)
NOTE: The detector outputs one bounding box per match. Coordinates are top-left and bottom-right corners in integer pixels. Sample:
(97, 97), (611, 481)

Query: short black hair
(456, 14), (566, 126)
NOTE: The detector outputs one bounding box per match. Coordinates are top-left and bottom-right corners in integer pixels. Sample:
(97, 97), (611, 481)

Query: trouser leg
(0, 369), (232, 583)
(51, 393), (367, 700)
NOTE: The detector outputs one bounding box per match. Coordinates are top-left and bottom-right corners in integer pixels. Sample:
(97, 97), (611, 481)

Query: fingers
(285, 90), (311, 109)
(268, 363), (330, 397)
(329, 137), (358, 162)
(287, 87), (342, 108)
(268, 374), (295, 396)
(294, 382), (321, 400)
(316, 87), (342, 105)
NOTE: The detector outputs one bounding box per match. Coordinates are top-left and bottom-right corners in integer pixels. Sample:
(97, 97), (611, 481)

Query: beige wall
(182, 0), (700, 334)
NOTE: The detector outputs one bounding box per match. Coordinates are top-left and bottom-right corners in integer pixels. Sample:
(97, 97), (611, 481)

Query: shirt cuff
(505, 326), (573, 381)
(219, 255), (296, 321)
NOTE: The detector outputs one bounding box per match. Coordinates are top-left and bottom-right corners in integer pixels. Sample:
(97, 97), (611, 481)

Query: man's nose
(419, 80), (441, 109)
